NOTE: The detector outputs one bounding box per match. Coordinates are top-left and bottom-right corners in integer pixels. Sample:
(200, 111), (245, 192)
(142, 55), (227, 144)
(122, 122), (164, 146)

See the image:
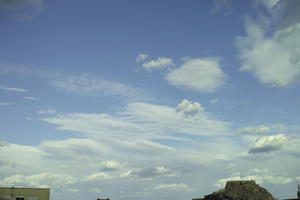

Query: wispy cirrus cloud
(0, 102), (15, 106)
(83, 172), (114, 181)
(38, 100), (234, 168)
(124, 166), (176, 179)
(236, 125), (272, 135)
(0, 172), (76, 189)
(24, 96), (39, 100)
(51, 74), (149, 101)
(0, 85), (27, 92)
(41, 101), (230, 140)
(153, 183), (193, 192)
(37, 109), (57, 115)
(39, 138), (108, 160)
(0, 65), (149, 101)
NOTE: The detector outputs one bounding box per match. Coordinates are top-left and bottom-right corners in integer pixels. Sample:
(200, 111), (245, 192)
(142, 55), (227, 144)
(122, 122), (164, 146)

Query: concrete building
(0, 187), (50, 200)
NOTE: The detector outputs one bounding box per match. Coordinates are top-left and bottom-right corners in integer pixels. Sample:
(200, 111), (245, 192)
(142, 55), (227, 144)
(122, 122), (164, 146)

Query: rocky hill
(194, 180), (275, 200)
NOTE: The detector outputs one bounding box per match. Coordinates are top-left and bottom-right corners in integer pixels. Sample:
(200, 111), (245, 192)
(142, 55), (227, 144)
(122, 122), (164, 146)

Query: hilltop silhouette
(194, 180), (275, 200)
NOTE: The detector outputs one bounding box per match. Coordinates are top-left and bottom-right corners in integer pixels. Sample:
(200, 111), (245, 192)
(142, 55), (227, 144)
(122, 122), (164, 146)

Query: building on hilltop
(193, 180), (274, 200)
(0, 187), (50, 200)
(192, 182), (300, 200)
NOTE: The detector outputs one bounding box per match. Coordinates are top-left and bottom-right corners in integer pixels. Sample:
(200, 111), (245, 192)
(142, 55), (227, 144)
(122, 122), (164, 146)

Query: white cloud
(236, 1), (300, 87)
(226, 163), (236, 169)
(123, 102), (230, 136)
(37, 109), (57, 114)
(237, 125), (271, 135)
(0, 143), (47, 173)
(0, 85), (27, 92)
(136, 53), (149, 62)
(100, 160), (122, 171)
(142, 57), (175, 70)
(84, 172), (114, 181)
(119, 166), (176, 180)
(112, 139), (176, 154)
(176, 99), (204, 116)
(41, 111), (176, 154)
(24, 96), (39, 100)
(120, 170), (134, 178)
(153, 183), (193, 192)
(165, 58), (227, 92)
(284, 137), (300, 158)
(249, 134), (290, 154)
(51, 74), (146, 100)
(41, 112), (145, 137)
(0, 102), (15, 106)
(42, 102), (230, 141)
(0, 125), (298, 200)
(38, 101), (234, 171)
(247, 168), (270, 174)
(133, 166), (176, 179)
(215, 153), (230, 160)
(0, 172), (76, 189)
(0, 157), (13, 167)
(39, 138), (108, 160)
(155, 166), (172, 175)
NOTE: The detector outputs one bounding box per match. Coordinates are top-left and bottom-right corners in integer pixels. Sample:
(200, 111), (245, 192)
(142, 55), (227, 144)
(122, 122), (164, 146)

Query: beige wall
(0, 188), (50, 200)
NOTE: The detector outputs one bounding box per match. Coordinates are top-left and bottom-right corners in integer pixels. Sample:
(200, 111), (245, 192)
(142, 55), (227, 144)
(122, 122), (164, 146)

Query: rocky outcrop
(202, 180), (275, 200)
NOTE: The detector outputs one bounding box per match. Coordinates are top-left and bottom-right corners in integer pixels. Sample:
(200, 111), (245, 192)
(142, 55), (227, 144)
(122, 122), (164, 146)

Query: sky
(0, 0), (300, 200)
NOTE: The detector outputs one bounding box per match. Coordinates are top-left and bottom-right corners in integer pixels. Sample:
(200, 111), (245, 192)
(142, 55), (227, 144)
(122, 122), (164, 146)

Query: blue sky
(0, 0), (300, 200)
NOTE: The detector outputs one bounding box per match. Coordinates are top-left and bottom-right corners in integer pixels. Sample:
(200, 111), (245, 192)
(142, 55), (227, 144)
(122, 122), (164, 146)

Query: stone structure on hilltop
(193, 180), (275, 200)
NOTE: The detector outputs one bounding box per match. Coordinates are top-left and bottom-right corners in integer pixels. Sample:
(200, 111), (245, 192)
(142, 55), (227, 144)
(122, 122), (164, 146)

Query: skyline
(0, 1), (300, 200)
